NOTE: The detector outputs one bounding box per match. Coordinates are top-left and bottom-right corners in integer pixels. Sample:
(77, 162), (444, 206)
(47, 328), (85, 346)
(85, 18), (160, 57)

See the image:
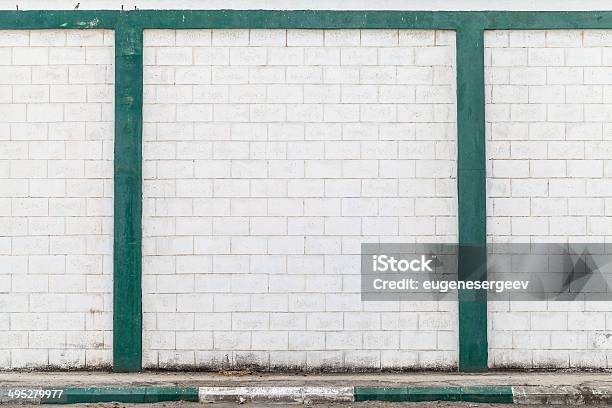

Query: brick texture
(0, 29), (114, 369)
(486, 30), (612, 369)
(142, 29), (458, 370)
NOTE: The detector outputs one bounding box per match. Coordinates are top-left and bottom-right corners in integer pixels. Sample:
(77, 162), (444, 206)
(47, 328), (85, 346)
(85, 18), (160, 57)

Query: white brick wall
(0, 30), (114, 369)
(486, 30), (612, 368)
(142, 29), (458, 370)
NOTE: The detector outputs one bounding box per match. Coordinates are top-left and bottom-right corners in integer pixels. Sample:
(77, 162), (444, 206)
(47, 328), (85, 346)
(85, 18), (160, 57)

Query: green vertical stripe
(113, 15), (143, 372)
(456, 26), (488, 372)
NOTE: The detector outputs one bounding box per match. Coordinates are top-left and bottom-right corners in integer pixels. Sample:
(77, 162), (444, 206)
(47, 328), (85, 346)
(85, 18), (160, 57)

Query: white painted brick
(360, 67), (396, 84)
(509, 31), (545, 47)
(247, 29), (285, 46)
(583, 30), (612, 46)
(305, 52), (341, 72)
(511, 104), (547, 122)
(30, 30), (65, 46)
(284, 29), (323, 46)
(507, 67), (545, 86)
(174, 30), (211, 46)
(360, 30), (397, 46)
(12, 47), (49, 65)
(548, 67), (583, 84)
(379, 47), (413, 65)
(565, 48), (601, 67)
(321, 30), (359, 46)
(68, 66), (107, 84)
(528, 48), (564, 66)
(209, 29), (248, 46)
(544, 30), (581, 47)
(0, 30), (113, 369)
(399, 331), (436, 350)
(50, 47), (86, 65)
(11, 350), (48, 368)
(142, 29), (456, 369)
(321, 66), (358, 84)
(340, 47), (376, 66)
(485, 29), (612, 368)
(528, 85), (565, 104)
(491, 48), (528, 67)
(251, 331), (288, 351)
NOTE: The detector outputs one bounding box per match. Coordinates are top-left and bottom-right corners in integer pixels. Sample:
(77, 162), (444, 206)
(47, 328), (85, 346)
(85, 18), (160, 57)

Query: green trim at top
(5, 10), (612, 30)
(119, 10), (612, 30)
(0, 10), (117, 29)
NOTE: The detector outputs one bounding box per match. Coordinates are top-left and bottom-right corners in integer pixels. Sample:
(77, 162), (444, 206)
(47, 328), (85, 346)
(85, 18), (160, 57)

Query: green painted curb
(41, 387), (199, 404)
(354, 386), (514, 403)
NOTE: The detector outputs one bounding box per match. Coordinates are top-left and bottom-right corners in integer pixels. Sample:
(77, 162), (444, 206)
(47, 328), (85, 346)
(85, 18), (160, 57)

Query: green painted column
(113, 15), (144, 372)
(456, 26), (488, 372)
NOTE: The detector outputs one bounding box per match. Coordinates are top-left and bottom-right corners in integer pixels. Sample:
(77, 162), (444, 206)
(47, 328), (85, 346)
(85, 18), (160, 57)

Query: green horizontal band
(0, 10), (118, 29)
(354, 386), (513, 403)
(3, 10), (612, 30)
(41, 387), (199, 404)
(120, 10), (612, 30)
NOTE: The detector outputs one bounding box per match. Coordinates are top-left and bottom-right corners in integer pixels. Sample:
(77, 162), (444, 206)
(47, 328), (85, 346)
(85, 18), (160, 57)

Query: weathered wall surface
(485, 29), (612, 368)
(0, 29), (115, 368)
(141, 29), (458, 370)
(3, 19), (612, 372)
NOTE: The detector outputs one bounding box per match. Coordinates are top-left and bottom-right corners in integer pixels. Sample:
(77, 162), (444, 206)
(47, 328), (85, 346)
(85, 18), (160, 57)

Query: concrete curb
(199, 386), (354, 403)
(3, 385), (612, 404)
(513, 386), (612, 405)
